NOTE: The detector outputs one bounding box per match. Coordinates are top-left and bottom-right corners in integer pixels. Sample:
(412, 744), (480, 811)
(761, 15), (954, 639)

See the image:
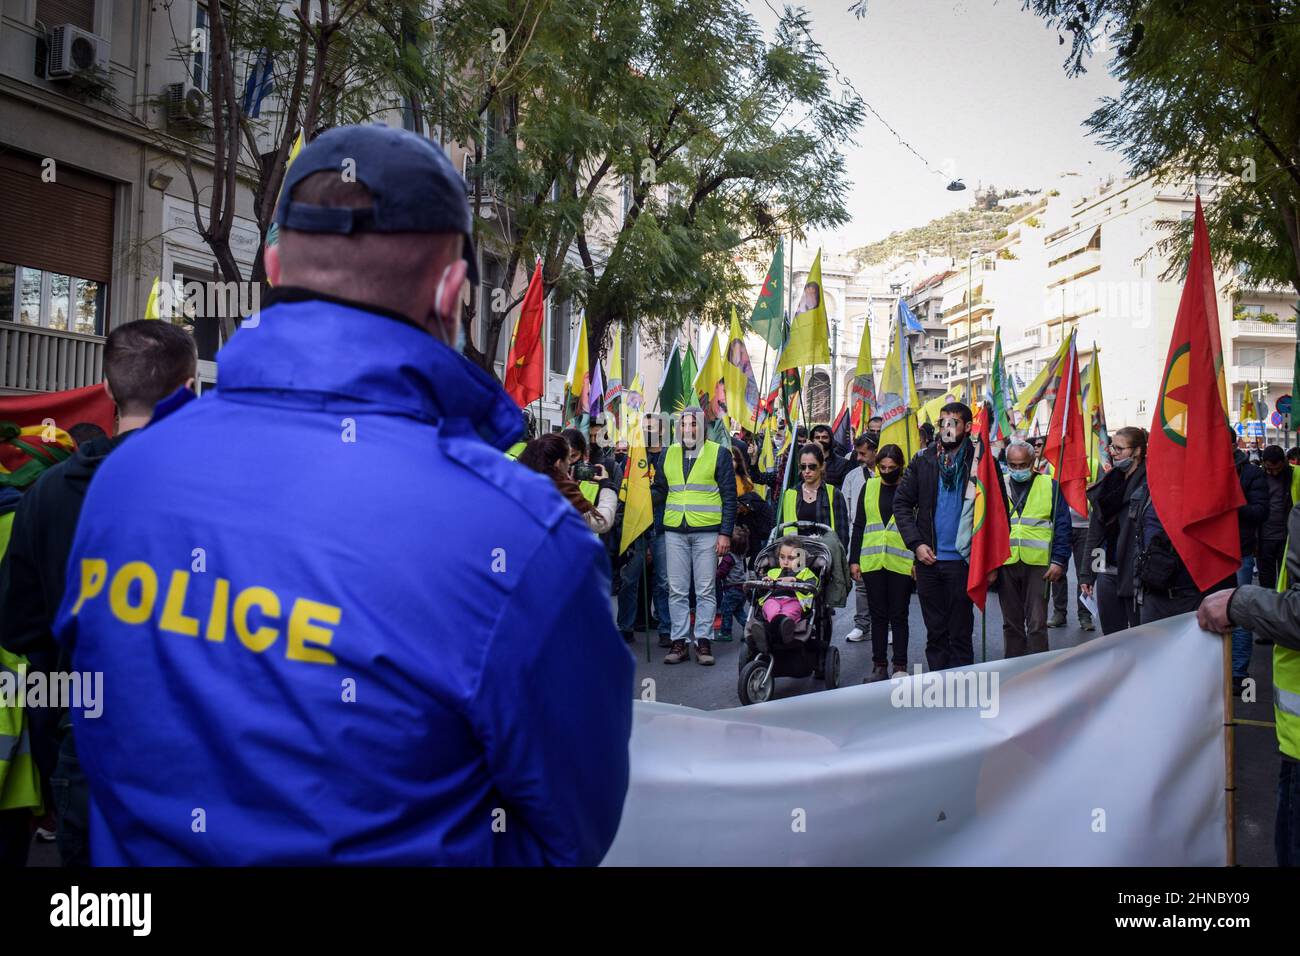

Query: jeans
(616, 533), (648, 633)
(665, 530), (718, 644)
(1051, 526), (1091, 621)
(1095, 573), (1139, 635)
(1139, 586), (1202, 625)
(853, 577), (871, 632)
(1230, 555), (1257, 678)
(915, 559), (974, 670)
(864, 569), (909, 668)
(1279, 759), (1300, 867)
(650, 529), (672, 637)
(718, 587), (748, 635)
(1258, 539), (1286, 592)
(50, 726), (89, 867)
(999, 561), (1050, 657)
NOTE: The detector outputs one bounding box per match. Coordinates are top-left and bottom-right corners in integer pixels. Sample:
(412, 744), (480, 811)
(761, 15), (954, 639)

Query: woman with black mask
(1079, 426), (1149, 634)
(849, 445), (911, 682)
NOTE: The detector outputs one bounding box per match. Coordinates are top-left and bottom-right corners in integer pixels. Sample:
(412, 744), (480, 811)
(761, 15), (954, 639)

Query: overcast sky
(750, 0), (1128, 248)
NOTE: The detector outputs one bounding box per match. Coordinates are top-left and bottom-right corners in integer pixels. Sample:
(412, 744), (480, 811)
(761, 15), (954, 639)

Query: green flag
(750, 239), (785, 351)
(990, 327), (1014, 441)
(657, 341), (686, 413)
(681, 344), (700, 408)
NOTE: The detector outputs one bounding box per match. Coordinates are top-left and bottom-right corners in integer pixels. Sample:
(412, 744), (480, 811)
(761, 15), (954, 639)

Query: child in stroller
(736, 523), (841, 704)
(757, 536), (818, 646)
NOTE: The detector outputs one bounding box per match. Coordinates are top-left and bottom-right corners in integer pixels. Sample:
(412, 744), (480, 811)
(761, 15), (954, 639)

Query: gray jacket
(1230, 504), (1300, 653)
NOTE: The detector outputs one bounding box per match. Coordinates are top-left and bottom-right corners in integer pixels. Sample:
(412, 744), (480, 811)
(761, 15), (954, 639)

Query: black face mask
(879, 470), (900, 484)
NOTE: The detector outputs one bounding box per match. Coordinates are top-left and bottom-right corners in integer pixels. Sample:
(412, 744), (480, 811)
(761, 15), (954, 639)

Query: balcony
(913, 348), (947, 362)
(0, 323), (105, 394)
(942, 329), (997, 353)
(1231, 365), (1293, 385)
(1231, 319), (1296, 338)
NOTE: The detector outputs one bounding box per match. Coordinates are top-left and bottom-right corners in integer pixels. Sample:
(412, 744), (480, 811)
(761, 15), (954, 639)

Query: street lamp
(965, 248), (979, 398)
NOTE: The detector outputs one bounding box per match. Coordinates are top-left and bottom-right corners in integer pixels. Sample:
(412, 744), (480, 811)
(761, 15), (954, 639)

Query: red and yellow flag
(1147, 196), (1243, 590)
(504, 259), (545, 409)
(966, 403), (1010, 611)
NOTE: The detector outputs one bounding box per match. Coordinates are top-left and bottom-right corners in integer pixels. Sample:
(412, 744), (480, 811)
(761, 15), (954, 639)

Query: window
(36, 0), (95, 32)
(549, 296), (572, 373)
(1237, 346), (1266, 366)
(2, 263), (106, 335)
(170, 266), (222, 361)
(1240, 304), (1263, 318)
(192, 3), (211, 92)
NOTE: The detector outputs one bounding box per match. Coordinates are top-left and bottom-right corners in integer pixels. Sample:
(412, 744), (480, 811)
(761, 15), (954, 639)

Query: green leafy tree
(1018, 0), (1300, 294)
(434, 0), (864, 374)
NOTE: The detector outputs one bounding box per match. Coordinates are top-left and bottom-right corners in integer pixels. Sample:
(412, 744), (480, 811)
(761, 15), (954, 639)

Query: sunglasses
(799, 463), (820, 471)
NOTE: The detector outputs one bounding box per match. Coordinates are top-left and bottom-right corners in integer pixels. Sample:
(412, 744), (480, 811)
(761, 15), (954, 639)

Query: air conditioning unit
(47, 24), (110, 79)
(165, 82), (209, 129)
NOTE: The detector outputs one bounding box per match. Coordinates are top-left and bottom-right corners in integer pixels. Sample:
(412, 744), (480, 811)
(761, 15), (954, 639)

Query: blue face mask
(1114, 457), (1134, 472)
(433, 265), (465, 354)
(1009, 467), (1033, 483)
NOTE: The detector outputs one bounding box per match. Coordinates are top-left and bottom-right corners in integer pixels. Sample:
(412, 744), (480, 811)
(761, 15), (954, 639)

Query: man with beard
(893, 402), (979, 670)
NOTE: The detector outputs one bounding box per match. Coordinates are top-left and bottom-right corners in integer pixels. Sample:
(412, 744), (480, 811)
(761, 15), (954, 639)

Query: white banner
(603, 614), (1226, 866)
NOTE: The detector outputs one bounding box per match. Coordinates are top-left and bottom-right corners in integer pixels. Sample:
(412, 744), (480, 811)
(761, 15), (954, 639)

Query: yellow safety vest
(758, 566), (817, 614)
(859, 478), (912, 575)
(1273, 503), (1300, 760)
(662, 441), (723, 528)
(780, 484), (837, 537)
(1004, 473), (1054, 567)
(504, 441), (527, 461)
(0, 646), (42, 812)
(579, 480), (599, 505)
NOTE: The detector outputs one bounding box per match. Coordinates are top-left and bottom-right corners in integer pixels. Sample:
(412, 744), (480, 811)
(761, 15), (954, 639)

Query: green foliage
(434, 0), (864, 369)
(1022, 0), (1300, 294)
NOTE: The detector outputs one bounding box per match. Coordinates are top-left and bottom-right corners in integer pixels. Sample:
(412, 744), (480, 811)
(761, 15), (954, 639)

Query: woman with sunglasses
(779, 442), (849, 551)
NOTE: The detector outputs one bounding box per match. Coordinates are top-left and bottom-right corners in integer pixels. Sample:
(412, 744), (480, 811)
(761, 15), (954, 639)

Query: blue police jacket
(53, 290), (635, 865)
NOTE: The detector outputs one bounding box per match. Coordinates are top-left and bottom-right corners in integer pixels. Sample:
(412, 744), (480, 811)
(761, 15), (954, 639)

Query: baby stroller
(736, 521), (839, 705)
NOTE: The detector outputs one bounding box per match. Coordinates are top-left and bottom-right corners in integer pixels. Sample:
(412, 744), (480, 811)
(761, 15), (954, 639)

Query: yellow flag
(693, 330), (725, 415)
(877, 312), (921, 457)
(758, 417), (776, 472)
(266, 129), (306, 284)
(1241, 380), (1256, 422)
(1015, 334), (1071, 419)
(565, 313), (591, 415)
(778, 249), (830, 370)
(723, 307), (759, 430)
(619, 408), (654, 555)
(143, 276), (163, 320)
(918, 384), (964, 427)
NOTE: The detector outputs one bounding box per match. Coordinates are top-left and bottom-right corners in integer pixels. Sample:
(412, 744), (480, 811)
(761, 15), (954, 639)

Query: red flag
(1042, 330), (1090, 517)
(0, 383), (115, 472)
(966, 403), (1011, 611)
(504, 259), (545, 409)
(1148, 196), (1243, 590)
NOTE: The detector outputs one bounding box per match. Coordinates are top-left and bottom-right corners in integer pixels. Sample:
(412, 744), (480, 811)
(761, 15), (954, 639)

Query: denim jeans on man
(650, 529), (672, 638)
(617, 533), (649, 633)
(1231, 555), (1257, 679)
(666, 531), (718, 643)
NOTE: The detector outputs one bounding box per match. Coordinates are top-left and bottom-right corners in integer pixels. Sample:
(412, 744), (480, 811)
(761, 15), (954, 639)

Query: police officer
(52, 125), (634, 866)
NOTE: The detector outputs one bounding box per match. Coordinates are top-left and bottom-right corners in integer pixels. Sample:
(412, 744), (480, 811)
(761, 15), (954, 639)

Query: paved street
(630, 565), (1280, 867)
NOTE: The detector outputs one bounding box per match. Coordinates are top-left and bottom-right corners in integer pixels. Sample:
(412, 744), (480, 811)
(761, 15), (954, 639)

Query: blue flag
(241, 51), (274, 118)
(898, 298), (924, 334)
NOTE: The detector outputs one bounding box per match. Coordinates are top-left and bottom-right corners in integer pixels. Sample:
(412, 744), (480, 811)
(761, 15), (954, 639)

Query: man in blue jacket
(52, 125), (635, 866)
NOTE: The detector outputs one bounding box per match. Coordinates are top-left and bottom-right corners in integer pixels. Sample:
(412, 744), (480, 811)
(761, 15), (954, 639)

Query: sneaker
(658, 633), (673, 648)
(34, 826), (55, 843)
(862, 664), (889, 683)
(664, 640), (690, 664)
(1079, 614), (1096, 632)
(845, 627), (866, 643)
(1047, 613), (1066, 628)
(695, 638), (715, 666)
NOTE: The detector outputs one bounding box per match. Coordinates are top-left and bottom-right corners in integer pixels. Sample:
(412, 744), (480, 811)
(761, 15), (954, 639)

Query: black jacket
(0, 432), (130, 780)
(1082, 461), (1148, 596)
(1234, 449), (1269, 558)
(1262, 467), (1293, 546)
(779, 481), (849, 551)
(893, 438), (980, 555)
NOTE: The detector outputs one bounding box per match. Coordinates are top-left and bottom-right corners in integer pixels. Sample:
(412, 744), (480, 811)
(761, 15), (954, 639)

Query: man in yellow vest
(650, 408), (736, 666)
(999, 438), (1072, 658)
(1199, 501), (1300, 866)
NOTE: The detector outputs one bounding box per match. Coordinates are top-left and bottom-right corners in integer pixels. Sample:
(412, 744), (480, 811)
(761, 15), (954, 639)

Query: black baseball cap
(274, 124), (479, 284)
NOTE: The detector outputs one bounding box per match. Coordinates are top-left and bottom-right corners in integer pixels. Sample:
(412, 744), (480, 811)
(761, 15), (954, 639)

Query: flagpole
(643, 538), (652, 664)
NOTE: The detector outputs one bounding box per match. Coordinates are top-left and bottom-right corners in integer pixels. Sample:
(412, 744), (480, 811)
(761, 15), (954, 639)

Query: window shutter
(0, 151), (114, 283)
